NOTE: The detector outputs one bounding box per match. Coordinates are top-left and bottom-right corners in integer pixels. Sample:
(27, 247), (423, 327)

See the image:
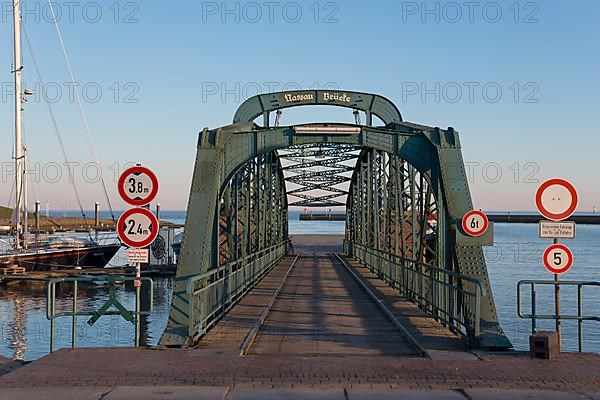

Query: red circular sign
(543, 243), (573, 274)
(462, 210), (489, 237)
(117, 208), (160, 249)
(535, 179), (578, 222)
(118, 166), (159, 207)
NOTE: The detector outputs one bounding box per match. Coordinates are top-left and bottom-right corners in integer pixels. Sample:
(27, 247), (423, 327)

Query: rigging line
(21, 26), (90, 232)
(46, 0), (116, 223)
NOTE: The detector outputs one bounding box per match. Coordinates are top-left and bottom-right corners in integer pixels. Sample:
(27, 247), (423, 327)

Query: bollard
(94, 202), (100, 228)
(35, 201), (40, 230)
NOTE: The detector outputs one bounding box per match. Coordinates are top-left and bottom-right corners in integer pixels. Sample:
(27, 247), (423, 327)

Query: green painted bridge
(160, 90), (512, 352)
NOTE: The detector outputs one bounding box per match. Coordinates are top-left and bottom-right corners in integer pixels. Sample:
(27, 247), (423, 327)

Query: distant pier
(487, 213), (600, 225)
(299, 213), (346, 221)
(299, 213), (600, 225)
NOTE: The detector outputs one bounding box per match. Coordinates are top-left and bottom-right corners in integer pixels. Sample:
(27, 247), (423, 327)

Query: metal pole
(156, 204), (161, 222)
(50, 283), (55, 353)
(72, 281), (78, 348)
(531, 283), (537, 334)
(578, 284), (583, 352)
(135, 262), (141, 347)
(94, 202), (100, 228)
(35, 201), (40, 230)
(554, 238), (561, 352)
(13, 0), (24, 249)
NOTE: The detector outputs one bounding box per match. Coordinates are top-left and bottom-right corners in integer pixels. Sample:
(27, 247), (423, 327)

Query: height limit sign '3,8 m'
(118, 165), (159, 207)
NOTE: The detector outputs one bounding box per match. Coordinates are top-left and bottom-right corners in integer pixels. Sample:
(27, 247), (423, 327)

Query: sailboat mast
(13, 0), (25, 247)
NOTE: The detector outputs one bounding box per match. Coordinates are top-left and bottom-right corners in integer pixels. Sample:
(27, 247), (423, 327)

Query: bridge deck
(199, 235), (471, 359)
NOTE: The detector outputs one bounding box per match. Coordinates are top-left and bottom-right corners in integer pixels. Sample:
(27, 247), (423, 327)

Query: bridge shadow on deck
(250, 250), (417, 356)
(199, 235), (471, 359)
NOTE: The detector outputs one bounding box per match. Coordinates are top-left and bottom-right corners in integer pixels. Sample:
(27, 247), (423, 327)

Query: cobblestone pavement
(1, 348), (599, 394)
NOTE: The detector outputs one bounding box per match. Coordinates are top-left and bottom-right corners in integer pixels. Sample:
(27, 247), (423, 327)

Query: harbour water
(1, 211), (598, 360)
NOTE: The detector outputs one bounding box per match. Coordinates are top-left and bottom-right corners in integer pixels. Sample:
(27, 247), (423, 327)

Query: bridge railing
(518, 280), (600, 352)
(47, 276), (154, 353)
(351, 243), (485, 342)
(186, 240), (290, 343)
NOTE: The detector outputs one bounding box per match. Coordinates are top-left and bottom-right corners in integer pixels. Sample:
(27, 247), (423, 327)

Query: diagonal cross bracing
(280, 144), (360, 208)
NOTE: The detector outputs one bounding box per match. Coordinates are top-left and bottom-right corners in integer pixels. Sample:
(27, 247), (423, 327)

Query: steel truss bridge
(161, 90), (512, 351)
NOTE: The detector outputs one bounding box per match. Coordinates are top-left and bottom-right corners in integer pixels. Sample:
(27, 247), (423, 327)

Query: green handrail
(517, 280), (600, 352)
(46, 275), (154, 353)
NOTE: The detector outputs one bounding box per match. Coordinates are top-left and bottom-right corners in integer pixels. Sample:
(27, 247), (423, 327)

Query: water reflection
(0, 277), (174, 361)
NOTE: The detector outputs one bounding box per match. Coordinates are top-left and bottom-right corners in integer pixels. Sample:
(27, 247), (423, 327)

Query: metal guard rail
(47, 276), (154, 352)
(351, 243), (484, 341)
(518, 280), (600, 352)
(187, 240), (290, 342)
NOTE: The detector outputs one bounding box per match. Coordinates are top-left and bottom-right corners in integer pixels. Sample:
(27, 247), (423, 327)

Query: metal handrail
(351, 243), (484, 341)
(186, 240), (290, 342)
(47, 275), (154, 353)
(517, 280), (600, 352)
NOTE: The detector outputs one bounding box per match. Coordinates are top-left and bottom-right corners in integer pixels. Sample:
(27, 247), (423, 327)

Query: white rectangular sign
(539, 220), (576, 239)
(127, 248), (149, 264)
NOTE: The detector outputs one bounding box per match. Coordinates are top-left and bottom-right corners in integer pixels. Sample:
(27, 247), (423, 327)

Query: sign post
(536, 179), (578, 352)
(117, 165), (159, 347)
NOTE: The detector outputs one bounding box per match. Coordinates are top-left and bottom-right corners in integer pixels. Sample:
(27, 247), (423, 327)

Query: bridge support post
(161, 133), (224, 346)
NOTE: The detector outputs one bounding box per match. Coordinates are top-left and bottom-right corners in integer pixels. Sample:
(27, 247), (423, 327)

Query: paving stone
(228, 388), (345, 400)
(348, 389), (467, 399)
(0, 387), (111, 400)
(464, 389), (589, 400)
(104, 386), (229, 400)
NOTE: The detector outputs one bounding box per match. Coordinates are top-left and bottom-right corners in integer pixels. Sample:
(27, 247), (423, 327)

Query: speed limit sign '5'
(462, 210), (489, 237)
(118, 166), (159, 207)
(543, 243), (573, 275)
(117, 208), (160, 249)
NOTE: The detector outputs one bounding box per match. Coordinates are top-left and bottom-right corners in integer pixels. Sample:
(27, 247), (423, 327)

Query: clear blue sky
(1, 0), (598, 211)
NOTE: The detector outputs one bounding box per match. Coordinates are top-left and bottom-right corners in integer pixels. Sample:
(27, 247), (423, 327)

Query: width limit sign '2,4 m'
(117, 208), (159, 249)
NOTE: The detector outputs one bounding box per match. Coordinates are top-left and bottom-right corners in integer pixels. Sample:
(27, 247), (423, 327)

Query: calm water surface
(1, 211), (598, 360)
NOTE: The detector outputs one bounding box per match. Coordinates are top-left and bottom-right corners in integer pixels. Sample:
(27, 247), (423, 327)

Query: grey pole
(35, 201), (41, 230)
(94, 202), (100, 228)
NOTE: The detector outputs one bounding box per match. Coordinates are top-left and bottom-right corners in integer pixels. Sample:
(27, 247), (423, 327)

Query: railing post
(578, 284), (583, 352)
(475, 288), (481, 338)
(72, 281), (78, 349)
(49, 282), (55, 353)
(531, 283), (537, 334)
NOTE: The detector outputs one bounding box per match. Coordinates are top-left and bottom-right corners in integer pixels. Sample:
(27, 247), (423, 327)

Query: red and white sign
(543, 243), (573, 274)
(535, 179), (578, 222)
(118, 166), (159, 207)
(117, 208), (160, 249)
(461, 210), (489, 237)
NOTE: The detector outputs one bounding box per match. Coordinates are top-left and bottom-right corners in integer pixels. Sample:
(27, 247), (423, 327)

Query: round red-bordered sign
(462, 210), (489, 237)
(117, 208), (160, 249)
(118, 166), (159, 207)
(543, 243), (573, 274)
(535, 179), (578, 222)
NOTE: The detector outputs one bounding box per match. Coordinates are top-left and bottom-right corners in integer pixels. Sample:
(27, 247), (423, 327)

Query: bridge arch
(161, 90), (511, 351)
